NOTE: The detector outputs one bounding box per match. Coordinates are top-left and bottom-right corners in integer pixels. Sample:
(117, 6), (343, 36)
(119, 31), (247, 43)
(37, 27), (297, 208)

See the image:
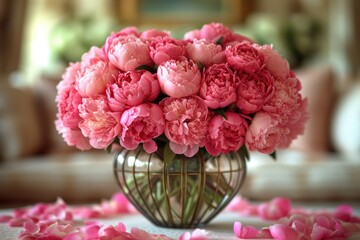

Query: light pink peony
(106, 70), (160, 112)
(107, 35), (153, 71)
(183, 29), (201, 41)
(56, 62), (81, 96)
(55, 120), (91, 150)
(120, 103), (165, 153)
(149, 37), (187, 65)
(200, 63), (237, 109)
(81, 46), (107, 66)
(236, 69), (275, 114)
(258, 44), (290, 79)
(225, 32), (255, 47)
(157, 59), (201, 98)
(140, 29), (170, 40)
(160, 96), (209, 157)
(225, 42), (266, 73)
(199, 22), (233, 44)
(104, 27), (140, 53)
(186, 39), (226, 66)
(205, 112), (248, 156)
(78, 96), (122, 149)
(77, 60), (119, 97)
(246, 112), (282, 154)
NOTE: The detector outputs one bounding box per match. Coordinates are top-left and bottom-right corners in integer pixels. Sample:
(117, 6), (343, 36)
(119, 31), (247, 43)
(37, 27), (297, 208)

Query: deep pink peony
(236, 69), (275, 114)
(246, 112), (282, 154)
(120, 103), (165, 153)
(149, 37), (186, 65)
(199, 63), (237, 109)
(199, 22), (233, 44)
(106, 70), (160, 112)
(157, 59), (201, 98)
(258, 44), (290, 79)
(205, 112), (248, 156)
(107, 35), (153, 71)
(225, 42), (266, 73)
(78, 96), (122, 149)
(77, 60), (119, 97)
(160, 96), (209, 157)
(186, 39), (226, 66)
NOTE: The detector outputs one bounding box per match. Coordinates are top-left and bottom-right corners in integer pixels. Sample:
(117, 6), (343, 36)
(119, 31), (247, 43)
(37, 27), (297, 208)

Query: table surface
(1, 202), (360, 240)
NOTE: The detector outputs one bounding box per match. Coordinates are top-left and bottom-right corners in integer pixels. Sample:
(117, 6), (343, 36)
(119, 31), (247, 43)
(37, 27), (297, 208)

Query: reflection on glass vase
(113, 145), (247, 228)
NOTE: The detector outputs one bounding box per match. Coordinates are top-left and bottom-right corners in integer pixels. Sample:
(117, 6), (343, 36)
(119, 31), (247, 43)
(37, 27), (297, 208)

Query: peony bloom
(236, 69), (275, 114)
(56, 62), (81, 96)
(199, 22), (233, 44)
(140, 29), (170, 40)
(257, 44), (290, 79)
(78, 96), (122, 149)
(107, 35), (153, 71)
(120, 103), (165, 153)
(225, 42), (265, 73)
(205, 112), (248, 156)
(160, 96), (209, 157)
(225, 32), (255, 47)
(246, 112), (282, 154)
(55, 120), (91, 151)
(104, 27), (141, 53)
(157, 59), (201, 98)
(200, 63), (237, 109)
(149, 37), (187, 65)
(106, 70), (160, 112)
(77, 60), (119, 97)
(186, 39), (226, 66)
(81, 46), (107, 66)
(183, 29), (201, 41)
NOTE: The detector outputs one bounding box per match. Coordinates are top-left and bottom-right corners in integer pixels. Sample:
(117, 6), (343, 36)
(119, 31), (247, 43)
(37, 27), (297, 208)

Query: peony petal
(269, 224), (301, 240)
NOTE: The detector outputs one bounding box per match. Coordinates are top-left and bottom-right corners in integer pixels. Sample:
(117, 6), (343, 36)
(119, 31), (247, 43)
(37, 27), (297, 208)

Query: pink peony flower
(140, 29), (170, 40)
(160, 96), (209, 157)
(199, 22), (233, 44)
(186, 39), (226, 66)
(225, 42), (265, 73)
(236, 69), (275, 114)
(258, 44), (290, 79)
(246, 112), (282, 154)
(81, 46), (107, 66)
(55, 121), (91, 150)
(77, 60), (119, 97)
(78, 95), (122, 149)
(149, 37), (187, 65)
(157, 59), (201, 98)
(225, 32), (255, 47)
(106, 70), (160, 112)
(104, 27), (141, 53)
(183, 29), (201, 41)
(120, 103), (165, 153)
(205, 112), (248, 156)
(199, 63), (237, 109)
(107, 35), (153, 71)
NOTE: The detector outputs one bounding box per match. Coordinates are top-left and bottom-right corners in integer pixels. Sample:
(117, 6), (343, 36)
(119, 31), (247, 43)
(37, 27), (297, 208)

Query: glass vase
(113, 145), (247, 228)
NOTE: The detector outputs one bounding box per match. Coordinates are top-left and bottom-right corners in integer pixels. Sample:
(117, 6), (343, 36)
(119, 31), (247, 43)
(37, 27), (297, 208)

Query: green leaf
(269, 151), (277, 160)
(135, 65), (157, 73)
(106, 138), (120, 154)
(164, 142), (176, 165)
(215, 36), (223, 45)
(197, 61), (204, 71)
(214, 108), (227, 119)
(238, 145), (250, 161)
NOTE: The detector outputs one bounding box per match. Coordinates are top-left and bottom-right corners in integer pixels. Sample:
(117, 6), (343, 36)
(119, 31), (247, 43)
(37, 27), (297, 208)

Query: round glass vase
(113, 146), (247, 228)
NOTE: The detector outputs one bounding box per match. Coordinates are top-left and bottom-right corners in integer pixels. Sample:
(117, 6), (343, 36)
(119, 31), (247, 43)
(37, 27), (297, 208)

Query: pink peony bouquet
(55, 22), (308, 160)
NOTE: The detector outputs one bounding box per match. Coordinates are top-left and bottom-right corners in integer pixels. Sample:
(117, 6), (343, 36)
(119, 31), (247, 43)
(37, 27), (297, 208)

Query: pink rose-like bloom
(258, 44), (290, 79)
(78, 96), (122, 149)
(160, 96), (209, 157)
(120, 103), (165, 153)
(157, 59), (201, 98)
(199, 22), (233, 44)
(225, 32), (255, 47)
(106, 70), (160, 112)
(104, 27), (141, 53)
(183, 29), (201, 41)
(225, 42), (266, 73)
(55, 121), (91, 150)
(246, 112), (282, 154)
(205, 112), (248, 156)
(149, 37), (187, 65)
(186, 39), (226, 66)
(200, 63), (237, 109)
(140, 29), (170, 40)
(81, 46), (107, 66)
(56, 62), (81, 96)
(107, 35), (153, 71)
(236, 69), (275, 114)
(77, 60), (119, 97)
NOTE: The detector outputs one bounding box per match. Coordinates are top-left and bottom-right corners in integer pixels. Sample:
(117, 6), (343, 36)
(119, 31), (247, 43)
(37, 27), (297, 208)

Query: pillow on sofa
(0, 82), (45, 161)
(290, 64), (336, 153)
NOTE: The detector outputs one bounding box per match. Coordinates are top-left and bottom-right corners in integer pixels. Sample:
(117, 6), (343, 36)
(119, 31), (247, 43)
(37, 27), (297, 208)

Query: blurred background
(0, 0), (359, 206)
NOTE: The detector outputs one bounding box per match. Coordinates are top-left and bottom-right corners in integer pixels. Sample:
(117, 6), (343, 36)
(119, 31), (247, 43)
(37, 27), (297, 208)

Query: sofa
(1, 63), (359, 207)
